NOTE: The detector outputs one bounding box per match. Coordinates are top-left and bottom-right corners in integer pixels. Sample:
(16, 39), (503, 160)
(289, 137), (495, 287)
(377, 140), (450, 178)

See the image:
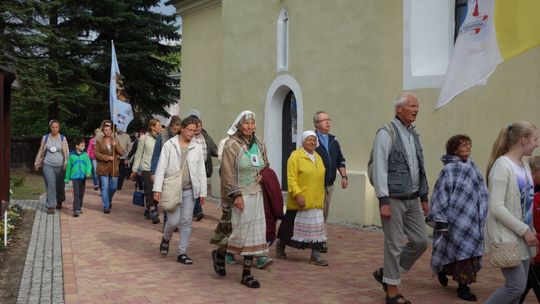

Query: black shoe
(177, 254), (193, 265)
(457, 284), (477, 302)
(73, 210), (80, 217)
(211, 249), (226, 277)
(151, 211), (160, 224)
(373, 267), (388, 293)
(194, 213), (204, 221)
(94, 186), (99, 190)
(160, 238), (169, 255)
(56, 204), (62, 210)
(104, 209), (110, 214)
(437, 271), (448, 287)
(144, 209), (151, 220)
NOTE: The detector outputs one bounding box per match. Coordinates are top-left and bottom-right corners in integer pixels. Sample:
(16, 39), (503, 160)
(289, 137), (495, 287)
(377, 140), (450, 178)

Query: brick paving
(14, 186), (539, 303)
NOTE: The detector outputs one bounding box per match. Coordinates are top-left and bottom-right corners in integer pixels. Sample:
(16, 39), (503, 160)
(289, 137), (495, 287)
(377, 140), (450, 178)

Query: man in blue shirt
(314, 111), (348, 224)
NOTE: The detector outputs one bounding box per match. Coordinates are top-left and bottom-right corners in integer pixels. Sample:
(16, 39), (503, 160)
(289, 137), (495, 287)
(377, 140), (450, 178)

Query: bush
(0, 205), (23, 251)
(10, 175), (25, 188)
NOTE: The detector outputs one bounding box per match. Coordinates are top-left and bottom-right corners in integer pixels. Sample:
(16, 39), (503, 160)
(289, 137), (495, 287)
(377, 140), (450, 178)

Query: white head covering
(227, 110), (256, 135)
(186, 109), (201, 119)
(302, 130), (319, 147)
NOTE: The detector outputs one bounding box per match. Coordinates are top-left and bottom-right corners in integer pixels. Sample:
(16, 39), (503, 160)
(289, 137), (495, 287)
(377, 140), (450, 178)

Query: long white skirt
(227, 191), (268, 256)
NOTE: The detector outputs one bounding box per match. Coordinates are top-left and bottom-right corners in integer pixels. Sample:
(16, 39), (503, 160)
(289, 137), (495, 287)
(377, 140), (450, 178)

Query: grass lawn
(10, 168), (44, 200)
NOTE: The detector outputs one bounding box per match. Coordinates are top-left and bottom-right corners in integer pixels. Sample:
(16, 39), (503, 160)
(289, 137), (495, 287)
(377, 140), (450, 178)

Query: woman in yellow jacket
(276, 130), (328, 266)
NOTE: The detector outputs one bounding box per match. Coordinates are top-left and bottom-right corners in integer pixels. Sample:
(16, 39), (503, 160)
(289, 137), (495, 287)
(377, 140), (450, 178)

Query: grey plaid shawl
(427, 155), (488, 274)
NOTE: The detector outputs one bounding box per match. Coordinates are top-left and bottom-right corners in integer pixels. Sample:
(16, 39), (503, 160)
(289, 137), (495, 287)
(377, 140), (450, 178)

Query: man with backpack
(371, 92), (429, 304)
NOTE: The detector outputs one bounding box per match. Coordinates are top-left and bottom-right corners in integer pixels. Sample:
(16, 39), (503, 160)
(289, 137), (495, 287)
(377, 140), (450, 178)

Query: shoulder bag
(489, 170), (525, 268)
(161, 150), (189, 212)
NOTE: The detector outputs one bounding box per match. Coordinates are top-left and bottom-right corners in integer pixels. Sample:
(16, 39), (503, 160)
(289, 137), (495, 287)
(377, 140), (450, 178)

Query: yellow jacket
(286, 148), (325, 210)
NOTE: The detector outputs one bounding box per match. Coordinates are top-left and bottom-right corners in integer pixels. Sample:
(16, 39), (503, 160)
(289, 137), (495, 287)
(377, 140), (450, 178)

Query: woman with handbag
(130, 119), (162, 223)
(153, 116), (206, 265)
(426, 135), (488, 301)
(485, 121), (539, 303)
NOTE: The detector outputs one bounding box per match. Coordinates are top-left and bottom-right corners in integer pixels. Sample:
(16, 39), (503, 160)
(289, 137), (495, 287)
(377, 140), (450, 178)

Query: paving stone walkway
(13, 198), (63, 304)
(11, 187), (540, 303)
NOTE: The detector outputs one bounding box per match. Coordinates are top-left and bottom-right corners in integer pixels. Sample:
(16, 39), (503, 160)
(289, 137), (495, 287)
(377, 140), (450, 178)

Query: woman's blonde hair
(486, 121), (537, 178)
(148, 118), (161, 129)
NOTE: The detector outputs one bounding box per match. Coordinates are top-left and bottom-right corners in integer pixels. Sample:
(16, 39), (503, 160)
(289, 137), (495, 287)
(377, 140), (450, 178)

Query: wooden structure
(0, 66), (19, 216)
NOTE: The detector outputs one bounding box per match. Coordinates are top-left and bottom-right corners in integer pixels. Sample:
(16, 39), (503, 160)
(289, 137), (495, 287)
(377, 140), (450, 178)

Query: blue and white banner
(109, 41), (133, 132)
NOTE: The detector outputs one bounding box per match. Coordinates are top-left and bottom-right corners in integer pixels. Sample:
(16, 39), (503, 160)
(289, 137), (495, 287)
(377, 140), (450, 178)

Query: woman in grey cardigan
(485, 121), (539, 304)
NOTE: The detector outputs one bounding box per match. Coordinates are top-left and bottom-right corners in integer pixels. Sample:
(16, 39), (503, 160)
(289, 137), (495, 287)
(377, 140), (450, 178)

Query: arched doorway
(264, 75), (303, 189)
(281, 91), (297, 190)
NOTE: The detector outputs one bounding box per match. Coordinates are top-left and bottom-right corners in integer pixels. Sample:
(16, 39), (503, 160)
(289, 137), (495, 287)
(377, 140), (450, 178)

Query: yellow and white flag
(436, 0), (540, 110)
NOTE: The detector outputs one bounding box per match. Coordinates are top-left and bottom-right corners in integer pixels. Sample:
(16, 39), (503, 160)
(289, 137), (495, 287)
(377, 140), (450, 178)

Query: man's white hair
(393, 92), (418, 107)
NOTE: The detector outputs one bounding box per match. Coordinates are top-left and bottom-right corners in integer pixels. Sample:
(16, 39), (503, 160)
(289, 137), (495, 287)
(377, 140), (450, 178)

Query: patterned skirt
(277, 209), (327, 250)
(227, 192), (269, 256)
(441, 257), (481, 285)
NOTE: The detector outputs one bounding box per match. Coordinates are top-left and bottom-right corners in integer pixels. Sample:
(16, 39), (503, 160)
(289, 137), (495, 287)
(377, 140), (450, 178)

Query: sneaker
(47, 208), (54, 215)
(73, 210), (80, 217)
(275, 240), (287, 259)
(104, 209), (110, 214)
(94, 186), (99, 190)
(225, 253), (237, 265)
(56, 204), (62, 210)
(309, 255), (328, 266)
(256, 256), (274, 269)
(144, 209), (151, 220)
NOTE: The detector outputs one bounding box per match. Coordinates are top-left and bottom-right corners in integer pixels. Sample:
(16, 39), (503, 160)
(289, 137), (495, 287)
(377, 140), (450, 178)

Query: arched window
(277, 8), (289, 72)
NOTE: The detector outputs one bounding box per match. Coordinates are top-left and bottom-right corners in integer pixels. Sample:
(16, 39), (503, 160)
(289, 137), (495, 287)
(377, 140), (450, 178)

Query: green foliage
(9, 175), (25, 188)
(0, 205), (23, 251)
(1, 0), (181, 136)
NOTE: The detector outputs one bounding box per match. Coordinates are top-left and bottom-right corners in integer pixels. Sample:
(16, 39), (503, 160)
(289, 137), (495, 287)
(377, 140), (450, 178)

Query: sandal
(373, 268), (388, 292)
(385, 294), (411, 304)
(211, 249), (226, 277)
(160, 238), (169, 255)
(177, 254), (193, 265)
(241, 275), (260, 288)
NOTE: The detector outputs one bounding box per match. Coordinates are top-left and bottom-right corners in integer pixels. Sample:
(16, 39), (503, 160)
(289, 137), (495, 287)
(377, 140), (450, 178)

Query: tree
(0, 0), (180, 136)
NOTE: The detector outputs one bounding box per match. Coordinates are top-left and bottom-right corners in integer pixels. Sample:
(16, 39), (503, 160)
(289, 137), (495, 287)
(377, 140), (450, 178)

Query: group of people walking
(34, 92), (540, 302)
(371, 92), (540, 304)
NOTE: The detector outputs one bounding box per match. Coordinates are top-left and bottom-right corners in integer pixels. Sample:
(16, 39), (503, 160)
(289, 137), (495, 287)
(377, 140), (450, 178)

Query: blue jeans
(91, 159), (99, 187)
(99, 175), (118, 210)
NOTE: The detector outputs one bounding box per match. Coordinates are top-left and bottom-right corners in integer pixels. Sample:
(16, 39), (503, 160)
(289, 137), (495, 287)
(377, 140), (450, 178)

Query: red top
(533, 192), (540, 264)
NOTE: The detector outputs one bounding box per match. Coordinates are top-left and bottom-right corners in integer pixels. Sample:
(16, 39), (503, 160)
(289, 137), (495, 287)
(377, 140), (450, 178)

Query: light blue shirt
(316, 130), (329, 152)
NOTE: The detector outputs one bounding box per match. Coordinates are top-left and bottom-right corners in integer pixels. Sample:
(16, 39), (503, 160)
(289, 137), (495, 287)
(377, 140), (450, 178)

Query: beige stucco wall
(179, 5), (223, 122)
(176, 0), (540, 226)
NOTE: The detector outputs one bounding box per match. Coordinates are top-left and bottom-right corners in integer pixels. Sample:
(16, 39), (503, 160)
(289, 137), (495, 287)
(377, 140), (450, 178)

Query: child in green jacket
(64, 138), (92, 217)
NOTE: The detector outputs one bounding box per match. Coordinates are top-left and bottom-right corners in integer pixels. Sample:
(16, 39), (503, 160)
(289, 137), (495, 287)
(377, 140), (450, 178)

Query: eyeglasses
(316, 118), (332, 123)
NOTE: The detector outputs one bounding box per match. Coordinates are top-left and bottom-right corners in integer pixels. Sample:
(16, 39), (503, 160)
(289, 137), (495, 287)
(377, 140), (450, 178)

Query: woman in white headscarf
(211, 110), (269, 288)
(276, 131), (328, 266)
